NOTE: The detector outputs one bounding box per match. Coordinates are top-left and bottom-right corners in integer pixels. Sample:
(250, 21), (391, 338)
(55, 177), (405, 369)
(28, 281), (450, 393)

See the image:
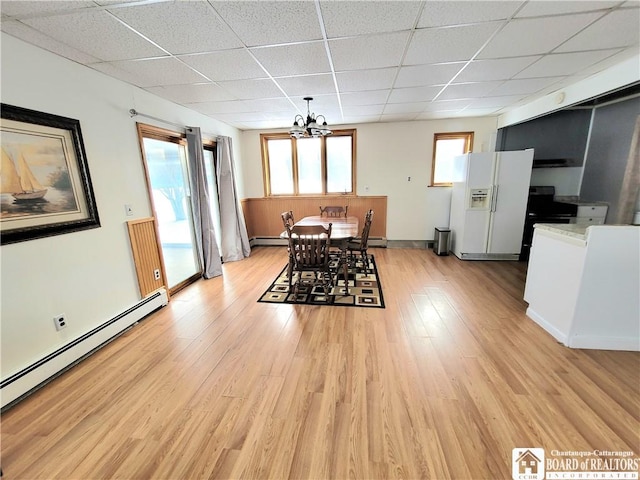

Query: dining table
(281, 215), (359, 294)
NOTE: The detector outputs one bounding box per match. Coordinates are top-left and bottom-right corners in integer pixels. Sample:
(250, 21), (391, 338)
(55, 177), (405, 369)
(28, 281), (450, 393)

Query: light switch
(125, 204), (133, 216)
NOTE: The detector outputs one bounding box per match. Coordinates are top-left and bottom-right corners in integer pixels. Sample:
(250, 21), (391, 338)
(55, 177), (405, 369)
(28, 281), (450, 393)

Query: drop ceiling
(1, 0), (639, 131)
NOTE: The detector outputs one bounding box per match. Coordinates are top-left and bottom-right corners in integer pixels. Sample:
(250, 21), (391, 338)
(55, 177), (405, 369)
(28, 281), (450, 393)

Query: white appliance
(449, 149), (534, 260)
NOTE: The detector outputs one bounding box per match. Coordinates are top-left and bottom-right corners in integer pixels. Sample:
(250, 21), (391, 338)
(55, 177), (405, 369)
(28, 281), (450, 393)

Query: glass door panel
(142, 137), (201, 290)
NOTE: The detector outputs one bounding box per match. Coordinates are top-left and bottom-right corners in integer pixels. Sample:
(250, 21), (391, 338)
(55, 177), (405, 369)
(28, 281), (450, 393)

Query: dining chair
(285, 223), (333, 299)
(319, 205), (348, 217)
(347, 209), (373, 274)
(281, 210), (295, 230)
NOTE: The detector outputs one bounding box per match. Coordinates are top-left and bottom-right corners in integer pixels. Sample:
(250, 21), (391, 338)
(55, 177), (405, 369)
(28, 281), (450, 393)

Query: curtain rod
(128, 109), (219, 139)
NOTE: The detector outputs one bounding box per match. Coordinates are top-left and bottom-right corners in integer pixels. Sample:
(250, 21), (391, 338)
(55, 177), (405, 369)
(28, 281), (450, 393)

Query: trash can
(433, 227), (450, 256)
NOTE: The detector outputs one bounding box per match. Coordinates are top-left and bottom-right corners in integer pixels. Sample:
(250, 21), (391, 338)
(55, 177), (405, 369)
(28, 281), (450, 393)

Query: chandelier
(289, 97), (332, 138)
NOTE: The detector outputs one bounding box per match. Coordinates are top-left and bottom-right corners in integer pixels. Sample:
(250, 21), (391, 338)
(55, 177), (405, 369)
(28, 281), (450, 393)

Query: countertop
(554, 196), (609, 206)
(534, 223), (588, 239)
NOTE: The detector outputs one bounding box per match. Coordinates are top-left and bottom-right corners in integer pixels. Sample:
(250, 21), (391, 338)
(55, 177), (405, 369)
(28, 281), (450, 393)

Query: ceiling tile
(418, 1), (521, 27)
(489, 77), (562, 96)
(92, 57), (208, 87)
(455, 56), (541, 82)
(184, 100), (252, 115)
(179, 50), (266, 82)
(454, 107), (502, 117)
(241, 98), (296, 113)
(329, 31), (410, 71)
(415, 110), (460, 119)
(94, 0), (129, 5)
(342, 104), (385, 116)
(388, 85), (442, 103)
(436, 81), (503, 100)
(319, 0), (422, 38)
(383, 102), (430, 114)
(478, 12), (604, 58)
(335, 68), (397, 92)
(216, 78), (285, 100)
(405, 23), (501, 65)
(2, 0), (636, 131)
(145, 84), (237, 104)
(340, 90), (391, 106)
(465, 95), (527, 108)
(574, 46), (640, 77)
(342, 115), (384, 124)
(421, 99), (473, 111)
(250, 42), (331, 77)
(0, 1), (95, 17)
(213, 112), (271, 123)
(380, 113), (419, 122)
(556, 8), (640, 52)
(276, 74), (336, 97)
(22, 9), (167, 61)
(395, 63), (465, 87)
(210, 1), (322, 47)
(107, 1), (243, 55)
(515, 1), (619, 17)
(1, 20), (101, 64)
(289, 94), (341, 113)
(515, 50), (622, 78)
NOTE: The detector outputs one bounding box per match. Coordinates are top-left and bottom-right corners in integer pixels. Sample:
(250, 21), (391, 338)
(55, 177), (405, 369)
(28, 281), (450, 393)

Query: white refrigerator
(449, 149), (534, 260)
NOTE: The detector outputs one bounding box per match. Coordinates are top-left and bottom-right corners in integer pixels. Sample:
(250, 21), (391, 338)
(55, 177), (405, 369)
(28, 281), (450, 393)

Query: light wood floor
(2, 247), (639, 479)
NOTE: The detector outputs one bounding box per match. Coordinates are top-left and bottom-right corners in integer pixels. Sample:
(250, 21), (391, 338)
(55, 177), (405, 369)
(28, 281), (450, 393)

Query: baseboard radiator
(0, 288), (168, 410)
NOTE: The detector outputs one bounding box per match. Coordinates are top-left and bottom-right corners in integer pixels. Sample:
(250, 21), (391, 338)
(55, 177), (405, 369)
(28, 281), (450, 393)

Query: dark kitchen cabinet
(496, 109), (592, 167)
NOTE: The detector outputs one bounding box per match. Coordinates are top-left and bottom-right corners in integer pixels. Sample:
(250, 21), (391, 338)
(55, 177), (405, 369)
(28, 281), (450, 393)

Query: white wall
(0, 34), (241, 380)
(239, 117), (498, 240)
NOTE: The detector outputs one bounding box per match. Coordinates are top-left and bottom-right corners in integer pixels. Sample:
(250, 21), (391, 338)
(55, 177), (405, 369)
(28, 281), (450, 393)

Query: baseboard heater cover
(0, 288), (168, 409)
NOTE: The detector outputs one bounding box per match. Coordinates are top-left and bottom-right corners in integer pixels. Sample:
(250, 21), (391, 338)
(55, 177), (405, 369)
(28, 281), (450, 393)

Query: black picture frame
(1, 104), (100, 245)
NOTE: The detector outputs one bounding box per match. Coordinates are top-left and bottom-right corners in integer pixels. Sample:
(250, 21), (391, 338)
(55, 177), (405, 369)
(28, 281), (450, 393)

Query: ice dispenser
(469, 188), (490, 209)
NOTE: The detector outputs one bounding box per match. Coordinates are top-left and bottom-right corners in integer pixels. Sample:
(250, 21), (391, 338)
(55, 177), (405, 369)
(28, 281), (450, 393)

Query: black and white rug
(258, 253), (385, 308)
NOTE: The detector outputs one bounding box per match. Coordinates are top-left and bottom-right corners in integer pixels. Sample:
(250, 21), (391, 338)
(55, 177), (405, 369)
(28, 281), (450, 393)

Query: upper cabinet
(496, 109), (592, 168)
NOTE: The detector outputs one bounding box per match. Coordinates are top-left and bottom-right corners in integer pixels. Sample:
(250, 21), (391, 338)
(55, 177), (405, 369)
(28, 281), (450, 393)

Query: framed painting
(1, 104), (100, 245)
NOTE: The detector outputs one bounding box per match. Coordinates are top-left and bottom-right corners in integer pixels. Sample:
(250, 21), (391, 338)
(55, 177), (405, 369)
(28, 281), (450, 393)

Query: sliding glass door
(139, 126), (201, 293)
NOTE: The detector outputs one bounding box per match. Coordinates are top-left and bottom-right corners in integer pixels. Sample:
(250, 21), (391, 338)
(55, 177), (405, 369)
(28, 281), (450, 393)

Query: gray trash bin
(433, 227), (450, 256)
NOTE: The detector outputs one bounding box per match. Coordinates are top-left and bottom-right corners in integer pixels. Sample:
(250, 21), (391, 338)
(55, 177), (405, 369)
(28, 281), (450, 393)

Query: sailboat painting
(2, 147), (49, 201)
(1, 132), (79, 219)
(1, 104), (100, 245)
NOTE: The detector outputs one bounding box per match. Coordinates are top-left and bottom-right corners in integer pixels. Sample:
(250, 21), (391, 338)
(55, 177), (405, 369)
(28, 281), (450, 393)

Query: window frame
(430, 131), (474, 187)
(261, 129), (356, 196)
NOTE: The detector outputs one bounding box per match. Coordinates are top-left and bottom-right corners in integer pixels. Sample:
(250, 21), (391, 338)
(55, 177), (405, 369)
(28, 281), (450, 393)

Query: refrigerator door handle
(491, 185), (499, 212)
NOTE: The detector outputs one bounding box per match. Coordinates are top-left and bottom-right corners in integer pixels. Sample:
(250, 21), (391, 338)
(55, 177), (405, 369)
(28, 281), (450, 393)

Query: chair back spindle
(319, 205), (348, 218)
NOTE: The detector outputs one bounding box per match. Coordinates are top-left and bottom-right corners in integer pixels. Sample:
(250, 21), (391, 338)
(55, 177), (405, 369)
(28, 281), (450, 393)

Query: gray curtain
(186, 127), (223, 278)
(217, 136), (251, 262)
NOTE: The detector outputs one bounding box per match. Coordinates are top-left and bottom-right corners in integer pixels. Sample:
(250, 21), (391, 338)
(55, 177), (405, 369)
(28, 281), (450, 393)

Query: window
(431, 132), (473, 186)
(261, 129), (356, 196)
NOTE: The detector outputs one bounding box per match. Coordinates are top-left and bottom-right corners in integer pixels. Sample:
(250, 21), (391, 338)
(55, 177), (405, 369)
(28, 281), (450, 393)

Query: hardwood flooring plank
(1, 246), (638, 480)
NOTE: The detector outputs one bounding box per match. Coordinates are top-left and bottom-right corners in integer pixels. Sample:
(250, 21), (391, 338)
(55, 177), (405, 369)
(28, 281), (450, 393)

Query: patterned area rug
(258, 253), (385, 308)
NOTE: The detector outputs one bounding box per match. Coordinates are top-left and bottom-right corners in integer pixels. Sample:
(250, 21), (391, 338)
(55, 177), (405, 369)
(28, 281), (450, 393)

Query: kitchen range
(520, 186), (577, 260)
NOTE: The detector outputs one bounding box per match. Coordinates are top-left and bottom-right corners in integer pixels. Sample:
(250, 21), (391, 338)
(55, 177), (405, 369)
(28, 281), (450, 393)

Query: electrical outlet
(53, 314), (67, 331)
(154, 269), (161, 281)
